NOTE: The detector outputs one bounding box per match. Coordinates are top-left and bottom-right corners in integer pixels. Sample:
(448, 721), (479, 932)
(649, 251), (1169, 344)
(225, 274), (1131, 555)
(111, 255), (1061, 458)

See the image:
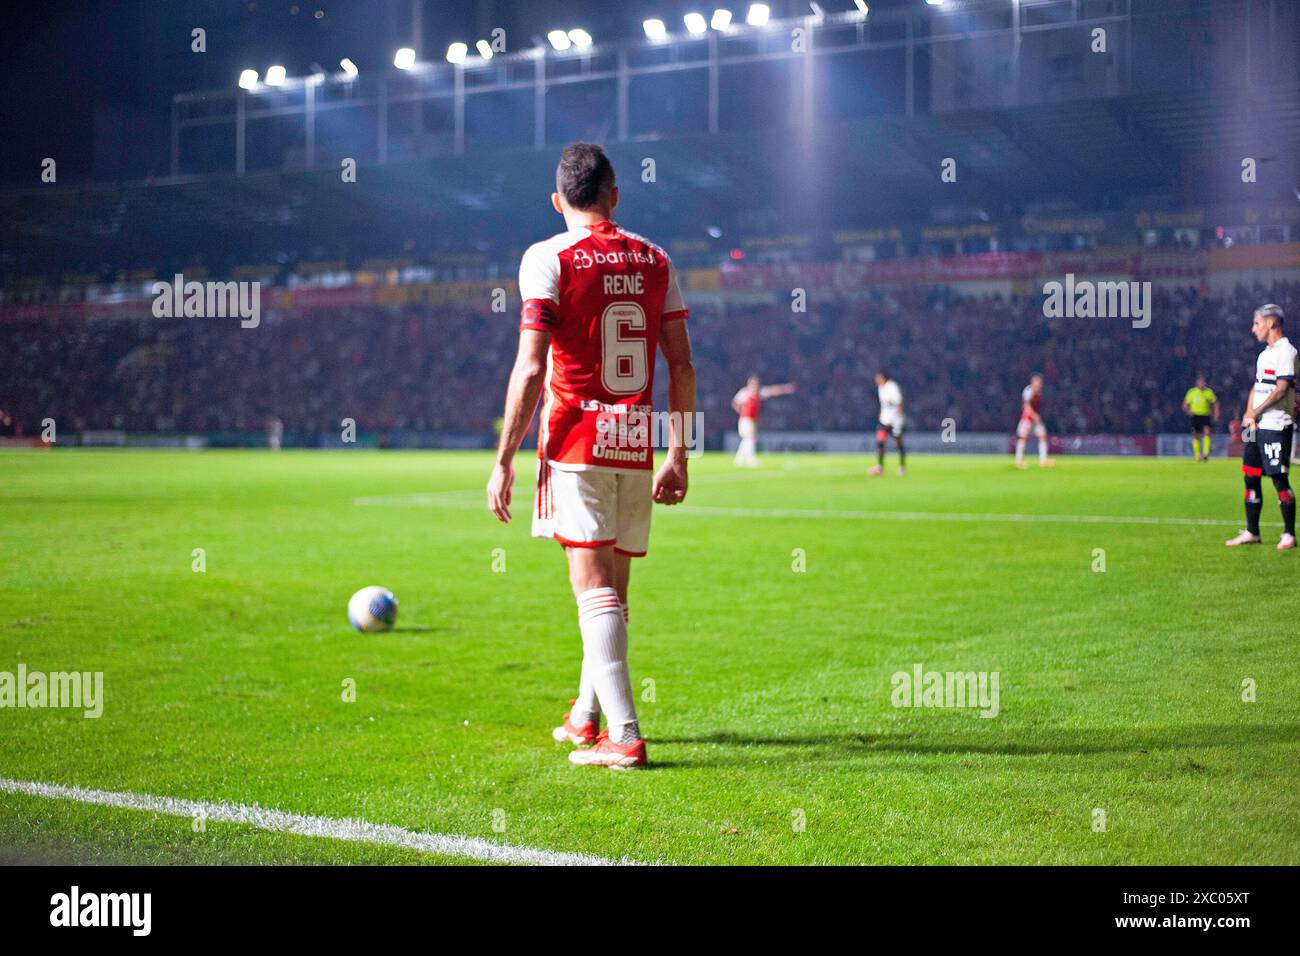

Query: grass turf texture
(1, 449), (1296, 865)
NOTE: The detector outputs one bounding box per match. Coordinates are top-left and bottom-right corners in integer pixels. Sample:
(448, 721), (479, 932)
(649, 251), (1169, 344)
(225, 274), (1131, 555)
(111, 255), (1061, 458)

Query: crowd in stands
(2, 280), (1296, 444)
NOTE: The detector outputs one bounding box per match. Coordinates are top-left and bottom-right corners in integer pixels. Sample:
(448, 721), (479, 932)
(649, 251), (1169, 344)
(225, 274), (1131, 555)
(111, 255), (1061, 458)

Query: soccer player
(1225, 304), (1297, 550)
(486, 143), (696, 768)
(1182, 375), (1218, 462)
(267, 417), (283, 452)
(1014, 373), (1054, 469)
(731, 376), (795, 467)
(868, 371), (906, 476)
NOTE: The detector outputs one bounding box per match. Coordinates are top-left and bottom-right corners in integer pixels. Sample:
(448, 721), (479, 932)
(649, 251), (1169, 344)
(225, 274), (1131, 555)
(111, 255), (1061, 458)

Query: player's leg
(870, 426), (886, 475)
(1190, 423), (1201, 461)
(1015, 418), (1029, 468)
(894, 430), (906, 475)
(568, 478), (619, 729)
(567, 545), (640, 742)
(613, 550), (632, 622)
(569, 472), (650, 768)
(1035, 423), (1052, 467)
(537, 466), (616, 746)
(736, 418), (757, 467)
(1271, 475), (1296, 548)
(1265, 427), (1296, 549)
(1228, 437), (1265, 545)
(1202, 424), (1212, 461)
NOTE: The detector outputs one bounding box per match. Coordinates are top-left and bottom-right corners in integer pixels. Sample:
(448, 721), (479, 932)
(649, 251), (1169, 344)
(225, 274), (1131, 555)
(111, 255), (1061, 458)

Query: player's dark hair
(556, 143), (615, 210)
(1257, 303), (1285, 327)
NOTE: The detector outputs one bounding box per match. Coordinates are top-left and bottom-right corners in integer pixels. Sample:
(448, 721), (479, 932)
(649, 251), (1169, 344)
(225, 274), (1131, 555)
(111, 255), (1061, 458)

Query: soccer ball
(347, 586), (398, 632)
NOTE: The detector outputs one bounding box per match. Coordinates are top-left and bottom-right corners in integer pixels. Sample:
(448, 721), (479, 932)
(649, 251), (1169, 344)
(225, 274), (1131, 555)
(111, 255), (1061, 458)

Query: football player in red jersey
(731, 376), (796, 467)
(486, 143), (696, 768)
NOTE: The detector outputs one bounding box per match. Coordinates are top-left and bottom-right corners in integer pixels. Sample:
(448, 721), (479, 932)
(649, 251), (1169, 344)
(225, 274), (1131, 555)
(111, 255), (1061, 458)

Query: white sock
(1015, 438), (1026, 464)
(1039, 439), (1048, 464)
(576, 587), (639, 743)
(574, 602), (628, 724)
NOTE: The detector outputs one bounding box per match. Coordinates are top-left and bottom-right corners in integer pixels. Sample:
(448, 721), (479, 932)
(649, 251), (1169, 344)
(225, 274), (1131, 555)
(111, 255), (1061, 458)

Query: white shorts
(738, 417), (757, 441)
(532, 461), (653, 557)
(1017, 418), (1047, 439)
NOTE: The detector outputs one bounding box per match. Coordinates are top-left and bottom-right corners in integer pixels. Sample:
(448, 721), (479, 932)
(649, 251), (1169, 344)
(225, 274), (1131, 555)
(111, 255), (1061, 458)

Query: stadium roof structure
(3, 80), (1297, 285)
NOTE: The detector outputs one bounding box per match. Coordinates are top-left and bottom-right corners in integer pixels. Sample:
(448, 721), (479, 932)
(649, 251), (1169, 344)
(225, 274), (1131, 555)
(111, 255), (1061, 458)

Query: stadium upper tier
(2, 87), (1297, 293)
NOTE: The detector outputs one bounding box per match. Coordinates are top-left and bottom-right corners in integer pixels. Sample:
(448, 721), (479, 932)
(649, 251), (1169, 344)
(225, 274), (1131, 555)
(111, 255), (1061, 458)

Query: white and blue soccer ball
(347, 586), (398, 632)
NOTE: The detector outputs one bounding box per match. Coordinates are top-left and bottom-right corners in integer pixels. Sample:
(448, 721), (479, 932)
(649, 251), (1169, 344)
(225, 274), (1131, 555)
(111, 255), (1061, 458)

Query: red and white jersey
(734, 385), (784, 422)
(1254, 336), (1298, 431)
(735, 387), (761, 421)
(1020, 385), (1042, 420)
(519, 219), (688, 473)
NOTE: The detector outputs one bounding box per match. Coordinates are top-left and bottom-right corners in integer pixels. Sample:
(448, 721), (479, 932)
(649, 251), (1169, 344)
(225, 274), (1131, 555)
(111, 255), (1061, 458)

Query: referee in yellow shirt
(1182, 374), (1219, 462)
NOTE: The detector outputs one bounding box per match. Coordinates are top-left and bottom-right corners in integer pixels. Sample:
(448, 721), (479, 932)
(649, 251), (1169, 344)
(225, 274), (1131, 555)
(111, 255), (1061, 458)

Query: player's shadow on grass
(654, 723), (1300, 757)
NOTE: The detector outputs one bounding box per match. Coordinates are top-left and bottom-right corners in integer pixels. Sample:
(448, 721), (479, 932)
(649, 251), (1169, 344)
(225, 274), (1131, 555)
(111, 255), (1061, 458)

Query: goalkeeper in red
(486, 143), (696, 768)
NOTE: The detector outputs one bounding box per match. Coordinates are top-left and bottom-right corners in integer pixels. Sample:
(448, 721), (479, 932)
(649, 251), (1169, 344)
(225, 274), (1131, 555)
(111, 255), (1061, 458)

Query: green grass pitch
(1, 449), (1296, 865)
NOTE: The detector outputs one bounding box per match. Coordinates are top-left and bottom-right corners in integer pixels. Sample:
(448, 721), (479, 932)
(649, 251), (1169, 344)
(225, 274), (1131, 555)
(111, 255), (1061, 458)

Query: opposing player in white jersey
(869, 371), (906, 476)
(1226, 304), (1297, 550)
(731, 376), (795, 467)
(486, 144), (695, 768)
(1014, 373), (1055, 469)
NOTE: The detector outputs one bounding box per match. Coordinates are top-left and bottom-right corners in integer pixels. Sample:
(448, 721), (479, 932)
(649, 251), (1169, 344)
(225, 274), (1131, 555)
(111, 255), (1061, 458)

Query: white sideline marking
(0, 776), (633, 866)
(353, 492), (1254, 528)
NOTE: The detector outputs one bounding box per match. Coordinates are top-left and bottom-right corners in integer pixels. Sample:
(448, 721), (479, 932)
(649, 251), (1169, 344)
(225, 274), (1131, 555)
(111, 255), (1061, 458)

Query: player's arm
(486, 329), (551, 523)
(1022, 399), (1040, 424)
(1210, 393), (1220, 422)
(731, 389), (744, 414)
(1181, 392), (1192, 415)
(654, 319), (695, 506)
(760, 383), (796, 398)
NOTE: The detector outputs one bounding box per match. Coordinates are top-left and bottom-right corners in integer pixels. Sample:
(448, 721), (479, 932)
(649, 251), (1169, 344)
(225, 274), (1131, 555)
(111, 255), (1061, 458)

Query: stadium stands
(3, 280), (1295, 444)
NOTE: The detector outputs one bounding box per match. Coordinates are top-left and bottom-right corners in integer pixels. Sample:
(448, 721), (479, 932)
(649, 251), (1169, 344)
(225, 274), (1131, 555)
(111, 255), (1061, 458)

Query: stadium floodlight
(925, 0), (945, 5)
(476, 39), (494, 60)
(445, 42), (468, 64)
(746, 4), (771, 26)
(264, 65), (287, 86)
(853, 0), (869, 13)
(339, 57), (358, 78)
(568, 28), (593, 50)
(547, 29), (572, 51)
(711, 9), (732, 30)
(305, 71), (325, 86)
(684, 12), (708, 35)
(237, 69), (259, 90)
(643, 18), (668, 41)
(393, 47), (416, 70)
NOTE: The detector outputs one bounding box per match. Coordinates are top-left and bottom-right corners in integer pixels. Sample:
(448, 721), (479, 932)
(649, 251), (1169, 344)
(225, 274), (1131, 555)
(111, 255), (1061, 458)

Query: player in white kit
(869, 372), (906, 476)
(1225, 304), (1297, 550)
